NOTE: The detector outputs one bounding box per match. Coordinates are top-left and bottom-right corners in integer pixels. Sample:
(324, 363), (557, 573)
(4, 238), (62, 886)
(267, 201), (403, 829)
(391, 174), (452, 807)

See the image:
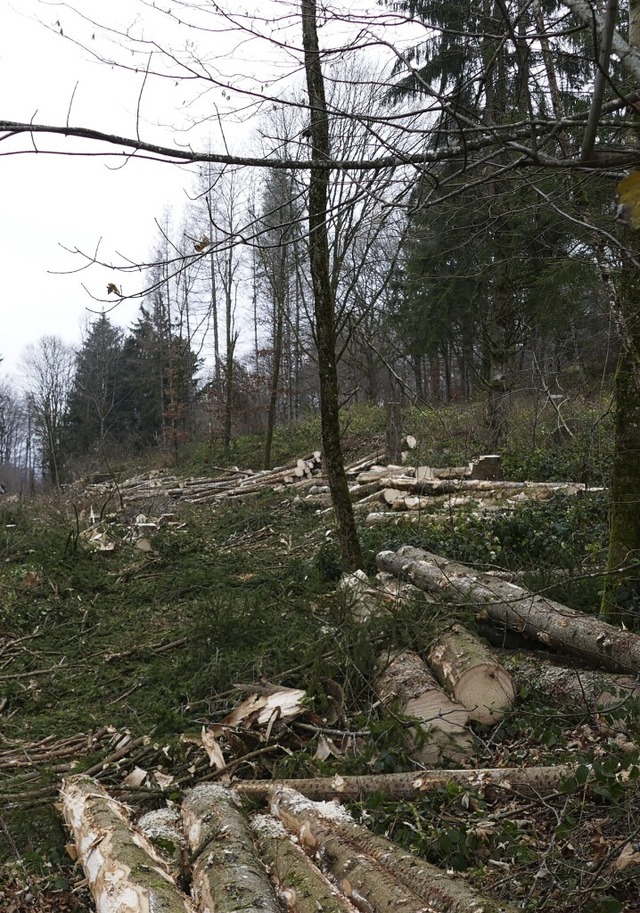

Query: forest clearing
(1, 405), (639, 913)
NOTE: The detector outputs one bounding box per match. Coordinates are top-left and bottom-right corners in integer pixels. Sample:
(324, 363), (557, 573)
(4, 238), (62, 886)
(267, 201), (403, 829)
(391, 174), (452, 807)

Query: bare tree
(21, 336), (75, 487)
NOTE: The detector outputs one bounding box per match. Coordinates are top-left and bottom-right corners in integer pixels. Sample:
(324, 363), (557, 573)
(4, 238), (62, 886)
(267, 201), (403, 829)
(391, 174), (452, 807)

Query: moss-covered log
(502, 654), (640, 712)
(61, 774), (194, 913)
(181, 783), (281, 913)
(272, 786), (518, 913)
(250, 813), (358, 913)
(377, 546), (640, 673)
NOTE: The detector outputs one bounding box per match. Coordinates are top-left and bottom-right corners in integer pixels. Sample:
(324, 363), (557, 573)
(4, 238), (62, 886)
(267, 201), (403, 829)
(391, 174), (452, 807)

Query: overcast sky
(1, 0), (418, 381)
(1, 1), (208, 380)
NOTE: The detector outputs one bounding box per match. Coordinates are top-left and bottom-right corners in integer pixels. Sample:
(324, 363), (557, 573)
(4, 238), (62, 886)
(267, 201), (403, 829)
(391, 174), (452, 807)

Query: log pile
(80, 451), (324, 508)
(62, 775), (533, 913)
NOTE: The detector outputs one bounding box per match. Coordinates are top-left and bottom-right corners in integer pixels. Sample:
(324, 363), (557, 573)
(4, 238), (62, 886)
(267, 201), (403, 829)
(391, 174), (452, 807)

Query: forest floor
(1, 405), (638, 913)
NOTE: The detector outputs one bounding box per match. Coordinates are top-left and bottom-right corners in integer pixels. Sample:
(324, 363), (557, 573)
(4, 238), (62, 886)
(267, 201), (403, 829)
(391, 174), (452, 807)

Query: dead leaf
(613, 841), (640, 870)
(313, 734), (343, 761)
(106, 282), (121, 295)
(154, 771), (174, 789)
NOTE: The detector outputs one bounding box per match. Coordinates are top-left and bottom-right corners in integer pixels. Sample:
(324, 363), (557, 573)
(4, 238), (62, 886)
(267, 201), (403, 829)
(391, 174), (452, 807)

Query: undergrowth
(2, 395), (638, 913)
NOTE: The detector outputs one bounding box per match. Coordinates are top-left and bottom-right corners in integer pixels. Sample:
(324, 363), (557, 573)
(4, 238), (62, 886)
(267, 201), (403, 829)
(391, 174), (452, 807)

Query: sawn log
(427, 624), (516, 724)
(61, 774), (194, 913)
(377, 546), (640, 674)
(272, 786), (518, 913)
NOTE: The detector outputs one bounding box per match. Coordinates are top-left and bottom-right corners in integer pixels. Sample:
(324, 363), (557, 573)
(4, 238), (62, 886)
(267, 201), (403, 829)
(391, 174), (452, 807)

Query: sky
(1, 1), (208, 380)
(0, 0), (419, 381)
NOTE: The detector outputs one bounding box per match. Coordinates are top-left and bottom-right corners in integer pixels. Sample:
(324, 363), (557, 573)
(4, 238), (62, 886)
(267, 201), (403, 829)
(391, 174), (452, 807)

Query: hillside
(1, 403), (638, 913)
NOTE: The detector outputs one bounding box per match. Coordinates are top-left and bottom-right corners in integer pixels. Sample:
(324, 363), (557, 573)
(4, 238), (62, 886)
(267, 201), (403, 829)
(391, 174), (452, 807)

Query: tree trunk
(301, 0), (362, 571)
(502, 653), (640, 713)
(250, 814), (356, 913)
(181, 783), (281, 913)
(377, 546), (640, 673)
(61, 774), (193, 913)
(376, 649), (474, 764)
(272, 787), (519, 913)
(601, 349), (640, 625)
(601, 0), (640, 626)
(427, 624), (516, 724)
(234, 764), (580, 802)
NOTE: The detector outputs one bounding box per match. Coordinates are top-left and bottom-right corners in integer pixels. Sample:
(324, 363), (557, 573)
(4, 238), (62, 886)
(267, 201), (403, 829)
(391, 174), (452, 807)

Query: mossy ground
(1, 398), (638, 912)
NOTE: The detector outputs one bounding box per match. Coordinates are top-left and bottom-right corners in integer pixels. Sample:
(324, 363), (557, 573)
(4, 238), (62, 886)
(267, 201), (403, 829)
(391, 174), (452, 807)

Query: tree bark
(272, 786), (519, 913)
(181, 783), (281, 913)
(61, 774), (194, 913)
(502, 654), (640, 712)
(427, 624), (516, 724)
(234, 764), (580, 802)
(250, 814), (358, 913)
(376, 649), (474, 764)
(301, 0), (362, 571)
(377, 546), (640, 673)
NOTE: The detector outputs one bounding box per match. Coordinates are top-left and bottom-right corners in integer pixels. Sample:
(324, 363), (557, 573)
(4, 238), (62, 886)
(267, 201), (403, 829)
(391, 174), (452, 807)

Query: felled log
(376, 649), (474, 764)
(61, 774), (193, 913)
(182, 783), (281, 913)
(502, 654), (640, 712)
(427, 624), (516, 724)
(250, 814), (358, 913)
(234, 763), (579, 802)
(377, 478), (599, 497)
(365, 511), (424, 527)
(137, 806), (186, 874)
(377, 546), (640, 674)
(272, 787), (518, 913)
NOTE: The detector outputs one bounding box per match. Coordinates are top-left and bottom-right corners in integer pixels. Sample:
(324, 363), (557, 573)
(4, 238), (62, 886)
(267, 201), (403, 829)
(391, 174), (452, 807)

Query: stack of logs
(59, 544), (640, 912)
(81, 452), (324, 507)
(62, 776), (535, 913)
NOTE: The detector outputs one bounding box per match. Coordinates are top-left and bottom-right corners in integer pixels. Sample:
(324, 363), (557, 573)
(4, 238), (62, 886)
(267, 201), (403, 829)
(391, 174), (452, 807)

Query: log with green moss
(272, 786), (518, 913)
(61, 774), (194, 913)
(181, 783), (281, 913)
(250, 813), (358, 913)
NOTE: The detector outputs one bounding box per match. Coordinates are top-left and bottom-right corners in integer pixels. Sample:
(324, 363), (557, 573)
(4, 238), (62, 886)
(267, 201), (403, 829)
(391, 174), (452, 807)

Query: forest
(2, 1), (640, 911)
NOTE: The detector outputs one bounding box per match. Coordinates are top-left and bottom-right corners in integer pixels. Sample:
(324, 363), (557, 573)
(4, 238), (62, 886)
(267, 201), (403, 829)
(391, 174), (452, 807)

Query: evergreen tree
(66, 315), (125, 464)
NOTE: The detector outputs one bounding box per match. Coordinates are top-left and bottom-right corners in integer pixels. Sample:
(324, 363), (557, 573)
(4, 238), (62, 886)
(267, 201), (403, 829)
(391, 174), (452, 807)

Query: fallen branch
(234, 764), (579, 801)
